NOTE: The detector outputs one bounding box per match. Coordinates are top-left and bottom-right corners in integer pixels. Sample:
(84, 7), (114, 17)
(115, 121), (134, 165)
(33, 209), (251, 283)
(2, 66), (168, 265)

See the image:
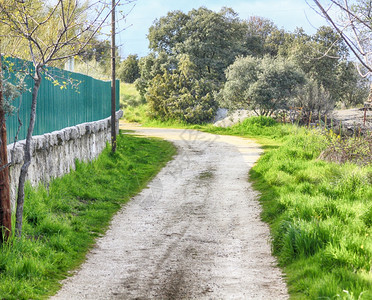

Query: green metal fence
(2, 57), (119, 144)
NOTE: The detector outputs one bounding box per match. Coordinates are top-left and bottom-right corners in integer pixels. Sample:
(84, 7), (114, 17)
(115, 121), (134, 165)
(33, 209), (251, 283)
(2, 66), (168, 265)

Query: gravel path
(51, 125), (288, 299)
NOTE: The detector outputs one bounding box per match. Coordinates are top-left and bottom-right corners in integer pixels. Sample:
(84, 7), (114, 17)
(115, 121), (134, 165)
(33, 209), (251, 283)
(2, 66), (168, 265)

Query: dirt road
(52, 125), (288, 299)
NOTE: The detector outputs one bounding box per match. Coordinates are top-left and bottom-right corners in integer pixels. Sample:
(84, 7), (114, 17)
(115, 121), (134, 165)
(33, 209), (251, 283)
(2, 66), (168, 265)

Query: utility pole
(111, 0), (117, 153)
(0, 53), (11, 243)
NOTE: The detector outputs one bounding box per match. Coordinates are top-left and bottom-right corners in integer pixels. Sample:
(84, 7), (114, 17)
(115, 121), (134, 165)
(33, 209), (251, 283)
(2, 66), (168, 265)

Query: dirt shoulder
(51, 124), (288, 299)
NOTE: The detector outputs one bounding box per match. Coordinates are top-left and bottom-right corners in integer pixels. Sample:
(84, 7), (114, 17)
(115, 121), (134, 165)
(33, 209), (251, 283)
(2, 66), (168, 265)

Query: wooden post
(364, 106), (367, 126)
(111, 0), (117, 153)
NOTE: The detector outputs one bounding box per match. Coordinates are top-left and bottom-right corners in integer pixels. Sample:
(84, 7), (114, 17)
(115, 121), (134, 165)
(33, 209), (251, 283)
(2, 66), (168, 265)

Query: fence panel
(2, 57), (119, 144)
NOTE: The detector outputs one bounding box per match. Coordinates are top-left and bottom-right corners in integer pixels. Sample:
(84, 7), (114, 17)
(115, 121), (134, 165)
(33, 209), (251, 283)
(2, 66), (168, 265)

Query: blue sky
(116, 0), (328, 58)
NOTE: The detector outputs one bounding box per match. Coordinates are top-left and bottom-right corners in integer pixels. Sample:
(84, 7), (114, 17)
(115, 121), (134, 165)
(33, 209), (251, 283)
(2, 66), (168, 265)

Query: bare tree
(0, 53), (11, 242)
(312, 0), (371, 77)
(0, 0), (122, 236)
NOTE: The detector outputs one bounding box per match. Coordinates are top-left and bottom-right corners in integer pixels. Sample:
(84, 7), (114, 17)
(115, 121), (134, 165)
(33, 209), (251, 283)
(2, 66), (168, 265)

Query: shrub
(291, 77), (335, 125)
(320, 131), (372, 166)
(146, 55), (218, 124)
(219, 56), (305, 116)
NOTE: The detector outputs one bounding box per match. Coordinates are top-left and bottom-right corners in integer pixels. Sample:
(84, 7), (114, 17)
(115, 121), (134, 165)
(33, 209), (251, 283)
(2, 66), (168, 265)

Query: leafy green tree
(220, 56), (305, 116)
(134, 52), (177, 98)
(263, 28), (291, 57)
(276, 26), (368, 107)
(335, 61), (370, 107)
(148, 7), (246, 83)
(279, 26), (346, 96)
(146, 55), (217, 123)
(79, 39), (111, 63)
(77, 39), (117, 75)
(148, 10), (189, 55)
(118, 54), (140, 83)
(243, 16), (282, 57)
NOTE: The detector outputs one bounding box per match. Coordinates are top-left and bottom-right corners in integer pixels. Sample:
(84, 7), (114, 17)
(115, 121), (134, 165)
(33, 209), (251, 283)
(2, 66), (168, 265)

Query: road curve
(51, 125), (288, 299)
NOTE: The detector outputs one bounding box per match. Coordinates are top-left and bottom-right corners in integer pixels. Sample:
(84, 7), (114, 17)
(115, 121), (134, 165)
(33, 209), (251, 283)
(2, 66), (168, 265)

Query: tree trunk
(15, 68), (41, 237)
(0, 55), (11, 243)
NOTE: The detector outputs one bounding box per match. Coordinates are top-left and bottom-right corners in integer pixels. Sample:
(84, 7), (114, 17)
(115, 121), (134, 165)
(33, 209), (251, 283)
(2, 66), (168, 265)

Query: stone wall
(7, 110), (123, 209)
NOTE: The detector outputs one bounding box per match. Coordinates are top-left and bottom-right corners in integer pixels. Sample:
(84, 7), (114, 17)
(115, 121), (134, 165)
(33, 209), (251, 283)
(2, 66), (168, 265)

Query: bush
(291, 77), (335, 125)
(219, 56), (305, 116)
(241, 115), (277, 127)
(320, 130), (372, 165)
(146, 55), (218, 124)
(118, 55), (140, 84)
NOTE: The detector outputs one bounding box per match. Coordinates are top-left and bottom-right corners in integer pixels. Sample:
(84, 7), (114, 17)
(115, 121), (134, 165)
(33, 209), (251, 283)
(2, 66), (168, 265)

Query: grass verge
(204, 117), (372, 299)
(0, 132), (176, 299)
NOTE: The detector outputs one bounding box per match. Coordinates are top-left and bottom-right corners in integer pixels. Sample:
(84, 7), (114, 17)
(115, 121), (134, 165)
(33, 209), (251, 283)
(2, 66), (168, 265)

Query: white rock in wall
(7, 110), (123, 210)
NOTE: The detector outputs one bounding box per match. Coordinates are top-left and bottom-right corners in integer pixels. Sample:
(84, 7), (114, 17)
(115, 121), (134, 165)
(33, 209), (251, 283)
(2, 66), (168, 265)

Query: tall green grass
(120, 83), (205, 128)
(206, 117), (372, 299)
(120, 82), (145, 109)
(204, 115), (296, 141)
(122, 103), (203, 129)
(0, 133), (176, 299)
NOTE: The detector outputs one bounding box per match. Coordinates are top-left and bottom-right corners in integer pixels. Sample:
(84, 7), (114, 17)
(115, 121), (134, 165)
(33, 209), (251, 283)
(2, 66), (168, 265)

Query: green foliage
(335, 61), (370, 107)
(277, 26), (367, 107)
(148, 7), (246, 83)
(320, 131), (372, 165)
(291, 77), (334, 123)
(73, 59), (111, 81)
(1, 72), (28, 117)
(78, 39), (115, 76)
(134, 52), (177, 98)
(118, 54), (140, 84)
(278, 26), (347, 95)
(140, 7), (367, 123)
(142, 8), (366, 117)
(243, 16), (279, 57)
(146, 55), (218, 124)
(220, 56), (305, 116)
(0, 133), (176, 299)
(139, 7), (252, 106)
